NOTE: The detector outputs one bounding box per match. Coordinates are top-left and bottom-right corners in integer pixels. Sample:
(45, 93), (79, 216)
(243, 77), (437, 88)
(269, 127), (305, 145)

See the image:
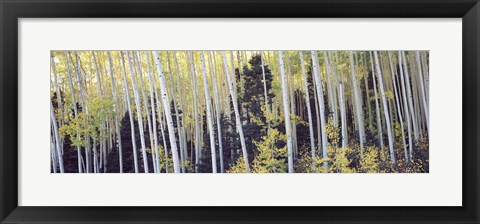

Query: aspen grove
(50, 51), (429, 173)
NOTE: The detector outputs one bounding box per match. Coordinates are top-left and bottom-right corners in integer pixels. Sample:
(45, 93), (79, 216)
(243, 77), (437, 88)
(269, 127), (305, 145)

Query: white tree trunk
(65, 51), (82, 173)
(221, 51), (250, 172)
(398, 51), (414, 161)
(323, 51), (337, 127)
(200, 52), (217, 173)
(278, 51), (294, 173)
(126, 52), (149, 173)
(107, 52), (123, 173)
(370, 51), (384, 149)
(299, 51), (316, 171)
(401, 51), (419, 141)
(260, 51), (271, 130)
(50, 101), (64, 173)
(349, 51), (365, 156)
(51, 54), (64, 124)
(209, 52), (225, 173)
(153, 51), (181, 173)
(189, 52), (199, 173)
(134, 52), (155, 173)
(153, 67), (169, 173)
(120, 51), (139, 173)
(338, 83), (347, 148)
(311, 51), (329, 172)
(145, 51), (160, 173)
(415, 51), (429, 135)
(373, 51), (396, 166)
(388, 52), (408, 162)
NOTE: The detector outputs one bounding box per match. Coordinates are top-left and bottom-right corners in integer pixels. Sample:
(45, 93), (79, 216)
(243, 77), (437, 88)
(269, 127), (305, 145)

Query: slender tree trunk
(189, 52), (199, 173)
(92, 51), (107, 172)
(210, 52), (225, 173)
(373, 51), (396, 166)
(120, 51), (139, 173)
(126, 52), (149, 173)
(50, 138), (57, 173)
(153, 51), (181, 173)
(173, 52), (188, 171)
(338, 82), (347, 148)
(134, 52), (155, 173)
(370, 51), (384, 149)
(311, 51), (329, 172)
(153, 65), (169, 173)
(398, 51), (414, 161)
(388, 52), (408, 163)
(350, 51), (365, 156)
(260, 51), (271, 130)
(200, 52), (217, 173)
(278, 51), (294, 173)
(415, 51), (429, 135)
(323, 51), (337, 126)
(107, 51), (123, 173)
(221, 51), (250, 172)
(299, 52), (316, 171)
(51, 54), (64, 124)
(50, 101), (65, 173)
(401, 51), (419, 141)
(144, 51), (160, 173)
(65, 51), (83, 173)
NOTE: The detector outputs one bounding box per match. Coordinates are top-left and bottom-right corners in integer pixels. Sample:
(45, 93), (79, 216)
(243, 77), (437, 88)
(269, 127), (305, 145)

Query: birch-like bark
(349, 51), (365, 156)
(373, 51), (396, 166)
(323, 51), (337, 126)
(126, 52), (149, 173)
(398, 51), (414, 161)
(74, 52), (91, 173)
(153, 51), (181, 173)
(188, 52), (199, 173)
(260, 51), (271, 130)
(152, 63), (169, 173)
(134, 52), (155, 173)
(107, 51), (123, 173)
(92, 51), (107, 172)
(278, 51), (294, 173)
(51, 54), (64, 123)
(311, 51), (329, 172)
(370, 51), (384, 149)
(221, 51), (250, 172)
(145, 51), (160, 173)
(299, 52), (316, 171)
(210, 52), (225, 173)
(120, 51), (139, 173)
(388, 52), (408, 162)
(200, 52), (218, 173)
(50, 101), (65, 173)
(65, 51), (82, 173)
(338, 82), (347, 148)
(401, 51), (419, 140)
(166, 52), (186, 166)
(415, 51), (429, 135)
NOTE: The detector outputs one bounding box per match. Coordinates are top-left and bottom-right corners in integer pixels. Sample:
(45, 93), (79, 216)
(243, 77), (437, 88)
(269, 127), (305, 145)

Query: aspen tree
(221, 51), (250, 172)
(154, 51), (181, 173)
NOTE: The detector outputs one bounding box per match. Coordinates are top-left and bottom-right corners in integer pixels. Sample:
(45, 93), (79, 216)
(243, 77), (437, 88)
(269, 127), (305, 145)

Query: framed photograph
(1, 0), (479, 223)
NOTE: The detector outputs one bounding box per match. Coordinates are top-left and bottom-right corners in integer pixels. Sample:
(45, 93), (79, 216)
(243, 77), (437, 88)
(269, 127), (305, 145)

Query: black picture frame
(1, 0), (479, 223)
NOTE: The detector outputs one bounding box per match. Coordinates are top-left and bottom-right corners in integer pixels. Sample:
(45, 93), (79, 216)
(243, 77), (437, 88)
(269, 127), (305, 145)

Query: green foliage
(228, 128), (288, 173)
(59, 97), (115, 148)
(227, 156), (249, 173)
(329, 146), (356, 173)
(325, 118), (340, 146)
(251, 128), (288, 173)
(360, 146), (381, 173)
